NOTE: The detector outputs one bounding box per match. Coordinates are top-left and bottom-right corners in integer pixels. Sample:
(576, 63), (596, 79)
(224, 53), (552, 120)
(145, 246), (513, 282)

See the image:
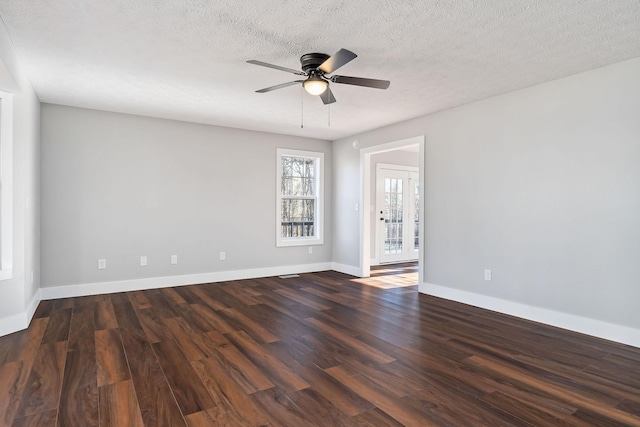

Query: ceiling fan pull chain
(301, 84), (304, 128)
(328, 101), (331, 127)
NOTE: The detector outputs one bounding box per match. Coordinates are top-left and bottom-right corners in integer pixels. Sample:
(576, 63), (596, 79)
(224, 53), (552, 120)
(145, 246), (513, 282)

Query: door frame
(375, 163), (419, 264)
(359, 135), (425, 284)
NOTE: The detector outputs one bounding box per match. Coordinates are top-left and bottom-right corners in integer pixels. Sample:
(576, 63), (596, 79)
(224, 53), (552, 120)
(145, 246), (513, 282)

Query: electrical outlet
(140, 256), (148, 266)
(220, 252), (226, 261)
(171, 255), (178, 265)
(98, 259), (106, 269)
(484, 269), (492, 281)
(308, 246), (313, 254)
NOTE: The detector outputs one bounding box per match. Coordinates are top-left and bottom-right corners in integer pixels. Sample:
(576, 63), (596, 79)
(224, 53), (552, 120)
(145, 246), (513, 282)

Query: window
(276, 148), (324, 247)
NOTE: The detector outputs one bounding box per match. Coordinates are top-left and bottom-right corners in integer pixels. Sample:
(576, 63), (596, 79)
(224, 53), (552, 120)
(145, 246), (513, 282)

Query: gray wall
(41, 105), (332, 287)
(333, 57), (640, 331)
(0, 22), (40, 327)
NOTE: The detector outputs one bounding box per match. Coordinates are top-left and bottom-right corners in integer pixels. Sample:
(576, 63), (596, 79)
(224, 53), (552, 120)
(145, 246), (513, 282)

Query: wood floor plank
(152, 339), (215, 416)
(95, 329), (129, 387)
(0, 318), (48, 366)
(305, 317), (396, 364)
(39, 309), (71, 344)
(162, 317), (220, 361)
(0, 361), (34, 427)
(143, 291), (181, 319)
(225, 330), (310, 393)
(119, 328), (186, 427)
(200, 286), (249, 311)
(326, 364), (441, 427)
(159, 287), (187, 306)
(172, 304), (218, 334)
(94, 300), (119, 331)
(219, 307), (279, 344)
(352, 407), (406, 427)
(220, 284), (261, 306)
(175, 285), (226, 309)
(191, 357), (271, 426)
(287, 388), (361, 427)
(213, 341), (275, 394)
(32, 301), (55, 320)
(189, 304), (237, 334)
(13, 342), (67, 419)
(467, 354), (640, 426)
(98, 380), (144, 427)
(265, 340), (374, 416)
(250, 387), (317, 426)
(135, 308), (175, 344)
(128, 291), (152, 311)
(57, 311), (98, 427)
(240, 303), (316, 339)
(10, 409), (57, 427)
(273, 286), (332, 310)
(480, 390), (580, 426)
(111, 301), (142, 331)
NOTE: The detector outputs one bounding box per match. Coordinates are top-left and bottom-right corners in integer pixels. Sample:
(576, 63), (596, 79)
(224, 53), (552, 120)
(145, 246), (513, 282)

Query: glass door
(376, 165), (419, 264)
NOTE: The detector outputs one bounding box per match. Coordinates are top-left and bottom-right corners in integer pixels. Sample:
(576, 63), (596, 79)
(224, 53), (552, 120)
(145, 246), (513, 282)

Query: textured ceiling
(1, 1), (640, 140)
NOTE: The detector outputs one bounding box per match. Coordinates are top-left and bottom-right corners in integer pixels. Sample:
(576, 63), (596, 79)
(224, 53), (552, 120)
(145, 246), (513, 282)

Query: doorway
(359, 135), (425, 283)
(376, 164), (419, 264)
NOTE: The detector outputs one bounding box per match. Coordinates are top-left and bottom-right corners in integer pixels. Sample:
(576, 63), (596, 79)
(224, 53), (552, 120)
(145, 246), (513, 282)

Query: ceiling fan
(247, 48), (390, 104)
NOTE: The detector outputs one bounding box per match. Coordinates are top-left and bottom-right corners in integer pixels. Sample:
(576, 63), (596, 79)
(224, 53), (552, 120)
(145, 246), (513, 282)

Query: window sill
(277, 237), (324, 248)
(0, 269), (13, 281)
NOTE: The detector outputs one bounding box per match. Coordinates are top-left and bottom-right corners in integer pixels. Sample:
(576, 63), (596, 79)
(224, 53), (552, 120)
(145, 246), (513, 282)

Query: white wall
(333, 58), (640, 345)
(0, 22), (41, 336)
(40, 105), (332, 295)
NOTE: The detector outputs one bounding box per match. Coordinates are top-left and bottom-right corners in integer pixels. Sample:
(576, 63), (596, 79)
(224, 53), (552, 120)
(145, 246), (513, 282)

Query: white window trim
(276, 148), (324, 247)
(0, 90), (13, 280)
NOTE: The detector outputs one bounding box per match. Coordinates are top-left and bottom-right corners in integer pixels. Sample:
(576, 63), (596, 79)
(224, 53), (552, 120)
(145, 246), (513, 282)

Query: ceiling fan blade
(256, 80), (303, 93)
(319, 88), (336, 105)
(247, 60), (305, 75)
(318, 48), (357, 74)
(331, 75), (390, 89)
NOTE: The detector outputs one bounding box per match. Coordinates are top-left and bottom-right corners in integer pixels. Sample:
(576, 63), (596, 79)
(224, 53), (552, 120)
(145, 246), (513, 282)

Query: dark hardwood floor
(1, 263), (640, 426)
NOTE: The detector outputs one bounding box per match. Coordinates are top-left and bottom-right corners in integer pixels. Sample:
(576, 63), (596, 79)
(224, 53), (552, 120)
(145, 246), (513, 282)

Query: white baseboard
(40, 262), (333, 300)
(0, 288), (41, 337)
(421, 282), (640, 348)
(331, 262), (362, 277)
(26, 288), (42, 321)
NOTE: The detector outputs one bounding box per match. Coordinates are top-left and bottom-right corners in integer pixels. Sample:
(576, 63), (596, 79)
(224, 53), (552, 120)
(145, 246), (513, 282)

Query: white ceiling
(1, 1), (639, 141)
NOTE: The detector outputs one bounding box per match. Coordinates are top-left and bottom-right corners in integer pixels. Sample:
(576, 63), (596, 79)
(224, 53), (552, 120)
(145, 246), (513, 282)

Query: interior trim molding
(421, 282), (640, 348)
(40, 262), (333, 301)
(0, 288), (41, 337)
(331, 263), (361, 277)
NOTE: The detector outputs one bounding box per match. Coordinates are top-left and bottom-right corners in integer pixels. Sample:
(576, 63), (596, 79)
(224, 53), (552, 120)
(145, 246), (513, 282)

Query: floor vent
(279, 274), (300, 279)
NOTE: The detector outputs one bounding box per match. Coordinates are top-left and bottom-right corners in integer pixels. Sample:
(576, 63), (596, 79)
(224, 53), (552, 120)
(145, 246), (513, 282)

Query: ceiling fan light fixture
(303, 76), (328, 95)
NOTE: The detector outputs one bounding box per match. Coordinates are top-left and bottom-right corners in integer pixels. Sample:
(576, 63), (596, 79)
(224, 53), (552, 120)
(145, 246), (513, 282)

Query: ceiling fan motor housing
(300, 53), (330, 73)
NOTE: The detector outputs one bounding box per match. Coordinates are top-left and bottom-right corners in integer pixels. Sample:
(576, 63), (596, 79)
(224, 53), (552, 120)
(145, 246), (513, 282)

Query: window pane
(282, 156), (315, 196)
(281, 198), (315, 238)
